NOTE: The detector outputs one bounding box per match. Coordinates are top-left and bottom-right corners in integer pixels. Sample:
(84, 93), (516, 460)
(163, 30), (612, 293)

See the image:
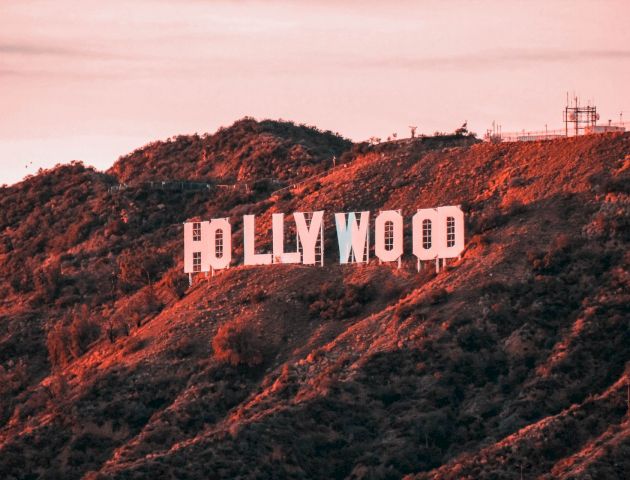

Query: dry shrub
(47, 305), (100, 370)
(168, 335), (202, 359)
(46, 322), (72, 371)
(0, 359), (28, 398)
(116, 249), (171, 294)
(427, 287), (448, 305)
(104, 312), (132, 343)
(527, 233), (576, 275)
(212, 317), (266, 367)
(69, 305), (101, 357)
(111, 288), (162, 336)
(394, 302), (415, 321)
(32, 259), (63, 304)
(124, 336), (149, 354)
(163, 268), (189, 300)
(307, 282), (375, 320)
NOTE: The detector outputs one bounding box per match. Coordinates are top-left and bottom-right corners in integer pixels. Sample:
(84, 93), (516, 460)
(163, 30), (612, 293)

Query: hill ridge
(0, 127), (628, 479)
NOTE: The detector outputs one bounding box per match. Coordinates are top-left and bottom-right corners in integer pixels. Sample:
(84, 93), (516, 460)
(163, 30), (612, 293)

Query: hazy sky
(1, 0), (629, 185)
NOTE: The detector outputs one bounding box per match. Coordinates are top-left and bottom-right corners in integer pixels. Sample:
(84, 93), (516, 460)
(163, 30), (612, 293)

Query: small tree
(117, 249), (159, 293)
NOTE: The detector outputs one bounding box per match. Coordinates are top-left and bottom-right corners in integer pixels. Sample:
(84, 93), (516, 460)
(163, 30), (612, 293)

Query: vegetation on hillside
(0, 123), (628, 479)
(108, 117), (352, 184)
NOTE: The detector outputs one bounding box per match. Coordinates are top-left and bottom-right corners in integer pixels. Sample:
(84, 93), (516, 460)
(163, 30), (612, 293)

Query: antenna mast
(563, 95), (598, 137)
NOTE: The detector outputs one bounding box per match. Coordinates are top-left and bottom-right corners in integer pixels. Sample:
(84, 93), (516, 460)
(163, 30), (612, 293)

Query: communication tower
(563, 94), (599, 137)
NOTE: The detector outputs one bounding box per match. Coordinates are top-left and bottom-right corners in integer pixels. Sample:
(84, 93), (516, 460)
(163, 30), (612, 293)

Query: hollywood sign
(184, 206), (464, 277)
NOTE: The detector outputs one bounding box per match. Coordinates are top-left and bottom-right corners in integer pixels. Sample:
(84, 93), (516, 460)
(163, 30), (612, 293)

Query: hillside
(108, 118), (352, 184)
(0, 120), (629, 479)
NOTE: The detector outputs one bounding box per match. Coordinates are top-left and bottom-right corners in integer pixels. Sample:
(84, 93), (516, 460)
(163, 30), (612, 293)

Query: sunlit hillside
(0, 120), (628, 479)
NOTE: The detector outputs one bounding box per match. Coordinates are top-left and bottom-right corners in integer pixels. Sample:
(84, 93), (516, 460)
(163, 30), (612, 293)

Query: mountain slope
(0, 124), (628, 479)
(108, 118), (352, 184)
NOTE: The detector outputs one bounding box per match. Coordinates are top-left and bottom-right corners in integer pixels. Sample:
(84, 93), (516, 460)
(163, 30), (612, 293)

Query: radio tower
(563, 94), (598, 137)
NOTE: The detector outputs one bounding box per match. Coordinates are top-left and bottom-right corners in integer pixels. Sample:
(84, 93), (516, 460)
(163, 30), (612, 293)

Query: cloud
(0, 40), (155, 79)
(349, 49), (630, 71)
(0, 41), (143, 61)
(0, 42), (91, 57)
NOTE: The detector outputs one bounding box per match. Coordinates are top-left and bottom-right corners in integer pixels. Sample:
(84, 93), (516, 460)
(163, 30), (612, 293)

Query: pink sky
(1, 0), (629, 185)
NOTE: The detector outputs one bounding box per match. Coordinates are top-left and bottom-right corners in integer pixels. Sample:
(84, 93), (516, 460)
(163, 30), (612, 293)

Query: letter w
(335, 212), (370, 264)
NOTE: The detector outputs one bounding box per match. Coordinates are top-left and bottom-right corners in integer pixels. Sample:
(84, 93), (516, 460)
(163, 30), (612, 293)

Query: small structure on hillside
(515, 133), (565, 142)
(485, 96), (626, 143)
(585, 122), (625, 135)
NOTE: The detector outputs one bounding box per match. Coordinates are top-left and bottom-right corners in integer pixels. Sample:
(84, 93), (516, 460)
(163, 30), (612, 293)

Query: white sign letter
(272, 213), (301, 264)
(412, 205), (465, 261)
(335, 211), (370, 264)
(244, 215), (272, 265)
(437, 205), (465, 259)
(375, 210), (403, 263)
(295, 211), (324, 265)
(184, 221), (211, 273)
(208, 218), (232, 270)
(412, 208), (442, 261)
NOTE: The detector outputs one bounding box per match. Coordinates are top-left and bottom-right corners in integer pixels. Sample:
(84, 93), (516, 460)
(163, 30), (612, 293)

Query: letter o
(375, 210), (403, 262)
(208, 218), (231, 270)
